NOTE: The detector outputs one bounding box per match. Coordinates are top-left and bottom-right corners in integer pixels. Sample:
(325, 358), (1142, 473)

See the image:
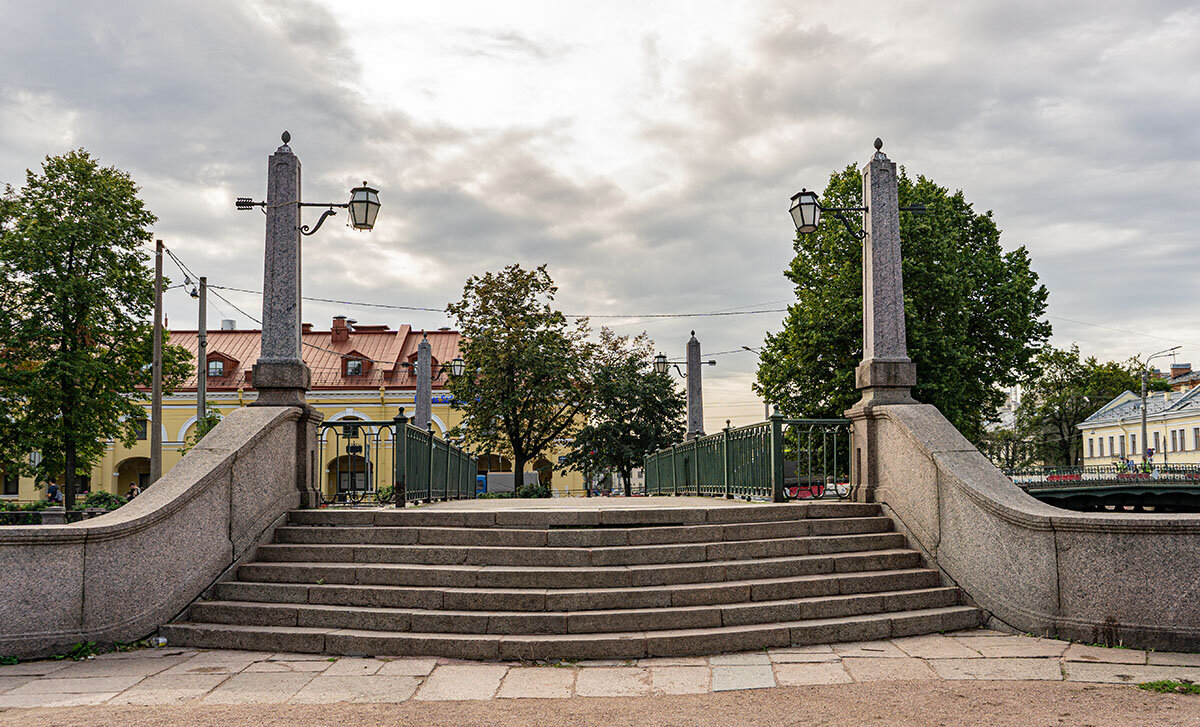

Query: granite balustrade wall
(869, 403), (1200, 651)
(0, 406), (304, 659)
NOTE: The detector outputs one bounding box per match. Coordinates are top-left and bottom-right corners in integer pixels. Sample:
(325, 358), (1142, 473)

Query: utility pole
(196, 276), (207, 422)
(151, 239), (164, 484)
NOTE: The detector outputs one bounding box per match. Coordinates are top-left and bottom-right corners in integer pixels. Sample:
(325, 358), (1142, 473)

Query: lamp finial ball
(691, 330), (696, 337)
(282, 130), (291, 144)
(874, 137), (883, 151)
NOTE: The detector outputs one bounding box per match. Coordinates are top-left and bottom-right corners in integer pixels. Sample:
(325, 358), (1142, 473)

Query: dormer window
(207, 359), (224, 377)
(346, 359), (363, 377)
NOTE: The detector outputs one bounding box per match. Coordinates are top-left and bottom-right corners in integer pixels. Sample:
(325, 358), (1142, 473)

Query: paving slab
(51, 655), (190, 677)
(377, 658), (439, 676)
(95, 649), (198, 660)
(0, 661), (71, 677)
(1063, 662), (1200, 684)
(843, 657), (938, 682)
(0, 676), (32, 694)
(950, 636), (1067, 658)
(202, 672), (314, 703)
(833, 641), (907, 658)
(770, 644), (834, 654)
(891, 634), (983, 659)
(774, 662), (852, 686)
(1063, 644), (1146, 665)
(709, 652), (771, 666)
(0, 691), (119, 708)
(1147, 651), (1200, 667)
(637, 656), (709, 667)
(414, 664), (508, 700)
(769, 651), (841, 663)
(107, 673), (230, 705)
(574, 667), (650, 697)
(649, 666), (710, 694)
(496, 667), (576, 698)
(7, 675), (146, 694)
(267, 652), (332, 661)
(929, 658), (1063, 681)
(712, 664), (775, 691)
(244, 660), (330, 673)
(323, 657), (383, 676)
(575, 659), (632, 667)
(288, 675), (420, 703)
(163, 651), (269, 675)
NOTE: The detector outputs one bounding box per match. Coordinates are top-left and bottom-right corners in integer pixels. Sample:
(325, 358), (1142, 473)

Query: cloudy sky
(2, 0), (1197, 432)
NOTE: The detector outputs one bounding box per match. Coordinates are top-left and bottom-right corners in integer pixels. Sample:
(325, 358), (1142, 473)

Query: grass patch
(1138, 679), (1200, 695)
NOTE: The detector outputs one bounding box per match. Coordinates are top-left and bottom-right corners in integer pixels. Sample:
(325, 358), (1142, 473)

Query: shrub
(81, 491), (128, 511)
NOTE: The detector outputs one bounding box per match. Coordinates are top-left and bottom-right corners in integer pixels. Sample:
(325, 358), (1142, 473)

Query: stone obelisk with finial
(846, 138), (918, 502)
(685, 331), (705, 440)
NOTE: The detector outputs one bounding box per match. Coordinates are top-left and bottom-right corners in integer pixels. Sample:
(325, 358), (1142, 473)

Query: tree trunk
(622, 469), (632, 498)
(64, 437), (76, 511)
(512, 453), (527, 492)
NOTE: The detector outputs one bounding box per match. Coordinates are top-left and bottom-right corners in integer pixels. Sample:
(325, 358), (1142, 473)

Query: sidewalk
(1, 628), (1198, 710)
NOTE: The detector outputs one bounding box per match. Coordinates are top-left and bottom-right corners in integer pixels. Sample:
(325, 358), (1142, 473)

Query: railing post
(770, 408), (786, 503)
(723, 421), (732, 500)
(427, 423), (435, 502)
(393, 409), (408, 508)
(671, 444), (678, 496)
(691, 442), (700, 497)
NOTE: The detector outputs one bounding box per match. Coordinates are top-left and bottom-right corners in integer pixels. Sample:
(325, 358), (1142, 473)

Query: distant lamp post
(1141, 345), (1180, 465)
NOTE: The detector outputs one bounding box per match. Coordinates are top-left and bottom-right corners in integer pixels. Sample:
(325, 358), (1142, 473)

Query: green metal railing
(317, 409), (475, 507)
(644, 413), (852, 502)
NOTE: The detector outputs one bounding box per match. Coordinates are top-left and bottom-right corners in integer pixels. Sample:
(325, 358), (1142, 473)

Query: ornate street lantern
(348, 182), (381, 231)
(450, 357), (466, 377)
(788, 189), (821, 234)
(653, 354), (669, 375)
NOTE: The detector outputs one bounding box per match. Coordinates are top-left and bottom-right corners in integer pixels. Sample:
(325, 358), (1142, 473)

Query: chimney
(1170, 362), (1191, 379)
(220, 319), (236, 330)
(332, 315), (349, 344)
(302, 322), (313, 334)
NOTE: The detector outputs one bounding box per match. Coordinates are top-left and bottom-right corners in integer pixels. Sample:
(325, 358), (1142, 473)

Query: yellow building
(1078, 385), (1200, 466)
(2, 317), (585, 503)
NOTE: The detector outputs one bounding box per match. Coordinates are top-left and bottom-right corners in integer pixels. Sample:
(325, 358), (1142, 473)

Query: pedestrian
(128, 482), (141, 499)
(45, 483), (63, 503)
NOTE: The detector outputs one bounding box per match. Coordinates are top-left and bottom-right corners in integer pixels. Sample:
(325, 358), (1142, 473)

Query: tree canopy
(562, 328), (686, 495)
(0, 149), (189, 507)
(445, 263), (593, 480)
(1014, 344), (1166, 466)
(754, 165), (1051, 443)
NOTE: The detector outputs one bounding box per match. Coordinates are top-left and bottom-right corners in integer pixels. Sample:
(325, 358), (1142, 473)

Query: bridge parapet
(867, 403), (1200, 651)
(0, 406), (314, 659)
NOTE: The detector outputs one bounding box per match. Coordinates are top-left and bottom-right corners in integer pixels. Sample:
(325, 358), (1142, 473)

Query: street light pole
(151, 238), (163, 485)
(1141, 346), (1180, 465)
(196, 276), (207, 423)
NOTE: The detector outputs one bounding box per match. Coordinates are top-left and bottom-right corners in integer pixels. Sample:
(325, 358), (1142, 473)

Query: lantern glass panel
(789, 190), (821, 234)
(450, 357), (465, 377)
(348, 184), (381, 230)
(653, 354), (669, 375)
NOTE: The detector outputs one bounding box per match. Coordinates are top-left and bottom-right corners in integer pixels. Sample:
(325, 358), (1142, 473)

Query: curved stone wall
(869, 404), (1200, 651)
(0, 406), (304, 659)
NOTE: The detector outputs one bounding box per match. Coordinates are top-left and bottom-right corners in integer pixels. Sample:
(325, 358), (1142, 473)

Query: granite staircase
(162, 502), (981, 659)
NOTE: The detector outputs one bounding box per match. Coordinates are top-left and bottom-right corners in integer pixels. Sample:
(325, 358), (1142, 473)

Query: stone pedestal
(845, 140), (919, 502)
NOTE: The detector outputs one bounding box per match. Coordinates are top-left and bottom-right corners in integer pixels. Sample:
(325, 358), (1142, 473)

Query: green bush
(374, 486), (394, 504)
(0, 499), (54, 524)
(81, 491), (128, 511)
(516, 483), (551, 499)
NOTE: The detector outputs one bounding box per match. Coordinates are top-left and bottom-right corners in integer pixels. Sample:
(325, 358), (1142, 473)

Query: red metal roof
(162, 319), (462, 391)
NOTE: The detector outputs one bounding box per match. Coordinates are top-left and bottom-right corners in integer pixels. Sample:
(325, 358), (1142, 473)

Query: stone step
(272, 516), (894, 547)
(188, 586), (961, 635)
(253, 532), (908, 567)
(237, 549), (924, 589)
(285, 502), (881, 529)
(214, 567), (941, 612)
(162, 605), (982, 660)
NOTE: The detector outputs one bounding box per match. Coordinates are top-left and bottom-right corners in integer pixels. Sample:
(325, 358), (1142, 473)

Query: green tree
(563, 328), (687, 496)
(0, 149), (189, 508)
(1016, 345), (1164, 466)
(445, 264), (593, 480)
(755, 165), (1051, 443)
(179, 405), (223, 456)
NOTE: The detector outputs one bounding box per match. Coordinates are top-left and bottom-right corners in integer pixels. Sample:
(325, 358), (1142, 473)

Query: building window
(134, 419), (148, 441)
(1088, 439), (1094, 458)
(1098, 438), (1104, 457)
(345, 359), (363, 377)
(1170, 430), (1177, 452)
(2, 469), (17, 497)
(1108, 436), (1114, 458)
(207, 359), (224, 377)
(1194, 427), (1199, 450)
(1129, 434), (1137, 457)
(1154, 431), (1160, 453)
(1118, 436), (1125, 457)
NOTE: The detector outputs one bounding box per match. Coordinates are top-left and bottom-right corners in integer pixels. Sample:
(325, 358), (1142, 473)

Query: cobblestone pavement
(1, 629), (1198, 709)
